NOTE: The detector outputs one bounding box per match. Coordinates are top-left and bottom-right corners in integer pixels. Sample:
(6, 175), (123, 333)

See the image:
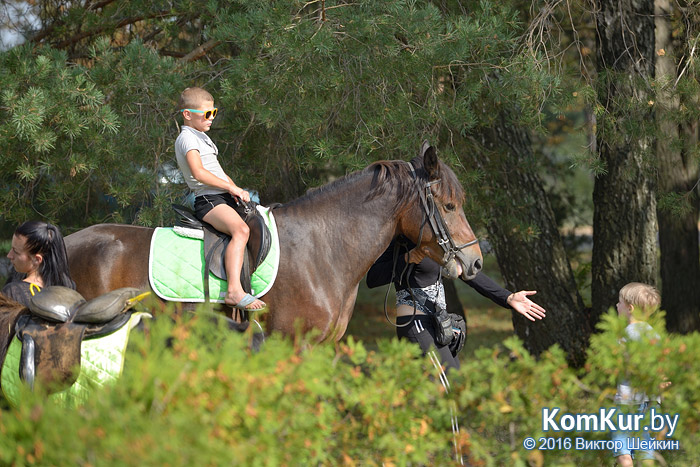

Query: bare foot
(225, 291), (266, 310)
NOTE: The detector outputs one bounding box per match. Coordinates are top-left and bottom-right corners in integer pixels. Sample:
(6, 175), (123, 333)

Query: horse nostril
(471, 258), (482, 275)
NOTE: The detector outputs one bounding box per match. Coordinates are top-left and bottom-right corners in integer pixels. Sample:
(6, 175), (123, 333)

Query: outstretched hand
(507, 291), (546, 321)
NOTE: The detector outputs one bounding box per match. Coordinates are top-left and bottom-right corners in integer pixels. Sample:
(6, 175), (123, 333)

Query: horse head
(396, 142), (483, 281)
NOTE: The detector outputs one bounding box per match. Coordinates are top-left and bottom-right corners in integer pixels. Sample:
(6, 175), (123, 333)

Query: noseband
(406, 161), (478, 265)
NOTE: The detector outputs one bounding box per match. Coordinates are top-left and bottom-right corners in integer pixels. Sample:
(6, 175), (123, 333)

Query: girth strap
(173, 202), (272, 308)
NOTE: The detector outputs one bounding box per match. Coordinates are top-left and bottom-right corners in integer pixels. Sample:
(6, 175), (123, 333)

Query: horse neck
(275, 172), (405, 278)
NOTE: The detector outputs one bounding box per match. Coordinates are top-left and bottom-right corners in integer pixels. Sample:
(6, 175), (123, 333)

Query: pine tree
(655, 0), (700, 333)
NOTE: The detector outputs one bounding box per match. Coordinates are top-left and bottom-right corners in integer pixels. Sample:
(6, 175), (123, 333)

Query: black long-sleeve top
(366, 237), (512, 309)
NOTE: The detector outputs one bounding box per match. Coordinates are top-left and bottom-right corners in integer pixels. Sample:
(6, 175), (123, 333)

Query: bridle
(383, 161), (479, 328)
(405, 160), (478, 265)
(389, 160), (473, 465)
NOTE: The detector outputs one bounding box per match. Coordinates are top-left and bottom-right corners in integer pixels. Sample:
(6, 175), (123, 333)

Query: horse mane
(365, 156), (465, 211)
(282, 169), (368, 208)
(283, 155), (465, 212)
(0, 293), (28, 314)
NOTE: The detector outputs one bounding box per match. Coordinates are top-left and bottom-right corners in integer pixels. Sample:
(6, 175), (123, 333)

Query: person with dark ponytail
(2, 221), (75, 306)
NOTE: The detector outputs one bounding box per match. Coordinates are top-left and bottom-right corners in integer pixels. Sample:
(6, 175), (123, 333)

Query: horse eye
(445, 203), (456, 211)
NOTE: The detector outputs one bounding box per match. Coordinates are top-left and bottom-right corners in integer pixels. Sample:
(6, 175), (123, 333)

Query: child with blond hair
(612, 282), (664, 466)
(174, 87), (265, 311)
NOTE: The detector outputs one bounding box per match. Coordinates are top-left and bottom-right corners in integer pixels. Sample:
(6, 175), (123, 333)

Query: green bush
(452, 311), (699, 466)
(1, 307), (698, 465)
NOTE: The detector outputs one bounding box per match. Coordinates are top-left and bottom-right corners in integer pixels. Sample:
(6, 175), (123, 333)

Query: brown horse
(65, 144), (482, 341)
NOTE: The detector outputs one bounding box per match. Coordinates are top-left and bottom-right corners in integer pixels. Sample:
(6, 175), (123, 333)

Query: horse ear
(423, 145), (440, 180)
(420, 140), (431, 158)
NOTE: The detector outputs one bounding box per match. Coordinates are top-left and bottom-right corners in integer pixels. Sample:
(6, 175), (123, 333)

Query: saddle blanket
(149, 205), (280, 303)
(1, 312), (150, 408)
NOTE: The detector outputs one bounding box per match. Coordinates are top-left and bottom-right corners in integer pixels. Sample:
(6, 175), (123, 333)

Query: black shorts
(193, 192), (242, 221)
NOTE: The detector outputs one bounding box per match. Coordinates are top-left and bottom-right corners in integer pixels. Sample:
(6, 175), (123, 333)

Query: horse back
(65, 224), (154, 300)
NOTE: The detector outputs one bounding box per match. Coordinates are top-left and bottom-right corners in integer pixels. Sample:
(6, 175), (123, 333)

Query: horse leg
(329, 283), (360, 342)
(262, 258), (358, 342)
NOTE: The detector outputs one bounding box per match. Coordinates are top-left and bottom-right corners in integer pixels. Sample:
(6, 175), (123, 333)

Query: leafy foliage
(0, 0), (562, 231)
(0, 42), (186, 230)
(0, 310), (454, 465)
(1, 308), (698, 465)
(0, 45), (117, 226)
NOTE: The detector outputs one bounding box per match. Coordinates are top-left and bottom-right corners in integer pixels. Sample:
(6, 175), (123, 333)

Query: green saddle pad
(149, 205), (280, 303)
(1, 312), (150, 408)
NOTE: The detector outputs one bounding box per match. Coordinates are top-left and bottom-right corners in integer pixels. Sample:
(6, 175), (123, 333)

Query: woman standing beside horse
(367, 236), (546, 371)
(3, 221), (75, 307)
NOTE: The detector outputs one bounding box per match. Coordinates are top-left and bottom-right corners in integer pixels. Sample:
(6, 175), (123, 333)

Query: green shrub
(0, 309), (454, 466)
(1, 307), (698, 465)
(451, 311), (699, 466)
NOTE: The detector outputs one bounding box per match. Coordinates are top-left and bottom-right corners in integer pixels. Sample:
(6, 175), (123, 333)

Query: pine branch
(50, 10), (176, 49)
(30, 0), (120, 44)
(177, 39), (222, 64)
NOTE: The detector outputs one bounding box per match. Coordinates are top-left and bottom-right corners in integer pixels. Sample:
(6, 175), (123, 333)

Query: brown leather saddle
(14, 286), (144, 391)
(172, 202), (272, 303)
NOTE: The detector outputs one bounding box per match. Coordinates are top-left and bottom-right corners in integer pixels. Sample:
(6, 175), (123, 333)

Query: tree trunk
(655, 0), (700, 333)
(591, 0), (658, 325)
(469, 118), (589, 366)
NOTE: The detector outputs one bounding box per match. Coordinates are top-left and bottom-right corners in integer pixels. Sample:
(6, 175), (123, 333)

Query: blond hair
(178, 87), (214, 110)
(619, 282), (661, 318)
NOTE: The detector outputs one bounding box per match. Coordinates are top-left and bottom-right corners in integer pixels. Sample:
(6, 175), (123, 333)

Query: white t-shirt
(614, 321), (660, 405)
(175, 125), (228, 196)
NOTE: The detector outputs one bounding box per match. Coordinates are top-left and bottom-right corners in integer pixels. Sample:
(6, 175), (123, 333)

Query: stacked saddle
(15, 286), (145, 391)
